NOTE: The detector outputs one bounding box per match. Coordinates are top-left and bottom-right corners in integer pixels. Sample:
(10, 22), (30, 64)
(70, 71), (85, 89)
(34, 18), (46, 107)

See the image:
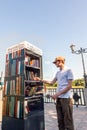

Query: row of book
(6, 49), (24, 61)
(6, 51), (40, 68)
(5, 59), (40, 77)
(25, 70), (39, 80)
(5, 59), (24, 77)
(25, 86), (38, 97)
(4, 76), (24, 95)
(3, 96), (23, 118)
(25, 55), (40, 67)
(25, 85), (43, 97)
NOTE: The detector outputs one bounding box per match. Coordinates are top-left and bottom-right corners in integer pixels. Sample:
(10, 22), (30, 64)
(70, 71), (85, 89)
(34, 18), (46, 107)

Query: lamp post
(70, 44), (87, 88)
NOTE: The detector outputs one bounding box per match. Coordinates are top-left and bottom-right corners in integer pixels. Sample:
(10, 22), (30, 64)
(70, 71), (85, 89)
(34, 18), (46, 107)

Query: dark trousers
(56, 98), (74, 130)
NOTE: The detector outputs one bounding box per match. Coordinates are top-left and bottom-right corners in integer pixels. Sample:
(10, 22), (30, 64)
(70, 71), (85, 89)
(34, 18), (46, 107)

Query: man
(36, 56), (74, 130)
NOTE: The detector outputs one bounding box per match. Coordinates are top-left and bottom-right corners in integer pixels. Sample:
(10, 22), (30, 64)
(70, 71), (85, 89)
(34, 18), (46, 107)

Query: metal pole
(70, 44), (87, 88)
(80, 48), (87, 87)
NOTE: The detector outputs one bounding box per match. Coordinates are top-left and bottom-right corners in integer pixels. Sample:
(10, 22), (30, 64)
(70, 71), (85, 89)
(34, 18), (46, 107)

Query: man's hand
(52, 93), (59, 100)
(33, 77), (42, 81)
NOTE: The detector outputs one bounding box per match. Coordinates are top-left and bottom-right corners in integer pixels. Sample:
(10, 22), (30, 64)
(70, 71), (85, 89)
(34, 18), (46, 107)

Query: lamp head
(70, 44), (75, 53)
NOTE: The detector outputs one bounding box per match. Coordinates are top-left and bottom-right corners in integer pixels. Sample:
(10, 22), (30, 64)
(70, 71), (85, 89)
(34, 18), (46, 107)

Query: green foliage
(72, 78), (85, 87)
(45, 83), (57, 88)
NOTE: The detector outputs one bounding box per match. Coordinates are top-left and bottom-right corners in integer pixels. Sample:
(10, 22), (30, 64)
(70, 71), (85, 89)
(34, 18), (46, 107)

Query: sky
(0, 0), (87, 80)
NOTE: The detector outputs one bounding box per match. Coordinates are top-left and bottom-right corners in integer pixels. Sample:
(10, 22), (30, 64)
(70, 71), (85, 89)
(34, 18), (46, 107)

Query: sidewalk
(0, 102), (87, 130)
(45, 103), (87, 130)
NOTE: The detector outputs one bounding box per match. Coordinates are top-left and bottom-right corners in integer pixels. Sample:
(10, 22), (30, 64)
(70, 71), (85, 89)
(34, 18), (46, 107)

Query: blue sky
(0, 0), (87, 79)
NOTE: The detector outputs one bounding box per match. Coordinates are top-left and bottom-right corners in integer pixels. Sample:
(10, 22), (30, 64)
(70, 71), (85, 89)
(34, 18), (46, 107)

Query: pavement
(45, 103), (87, 130)
(0, 101), (87, 130)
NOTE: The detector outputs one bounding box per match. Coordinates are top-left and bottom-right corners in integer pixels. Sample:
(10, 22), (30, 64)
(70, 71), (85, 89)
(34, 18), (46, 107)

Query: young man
(37, 56), (74, 130)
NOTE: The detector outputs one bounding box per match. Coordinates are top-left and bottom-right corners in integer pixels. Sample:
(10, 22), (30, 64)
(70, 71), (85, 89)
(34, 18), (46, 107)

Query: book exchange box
(2, 41), (45, 130)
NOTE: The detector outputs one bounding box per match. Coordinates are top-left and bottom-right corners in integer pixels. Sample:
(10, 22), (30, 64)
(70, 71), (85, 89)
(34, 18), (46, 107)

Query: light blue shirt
(54, 66), (74, 98)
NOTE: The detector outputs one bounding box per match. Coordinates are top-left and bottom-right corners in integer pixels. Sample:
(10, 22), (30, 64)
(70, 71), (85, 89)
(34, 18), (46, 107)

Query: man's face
(55, 60), (63, 67)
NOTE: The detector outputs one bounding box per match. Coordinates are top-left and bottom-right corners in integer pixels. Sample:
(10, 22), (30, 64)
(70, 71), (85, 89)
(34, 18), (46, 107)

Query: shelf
(25, 80), (43, 85)
(25, 95), (42, 100)
(25, 65), (40, 70)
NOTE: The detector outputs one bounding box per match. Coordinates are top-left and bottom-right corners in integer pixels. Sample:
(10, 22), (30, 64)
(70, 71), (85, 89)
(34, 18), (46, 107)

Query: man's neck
(60, 64), (65, 70)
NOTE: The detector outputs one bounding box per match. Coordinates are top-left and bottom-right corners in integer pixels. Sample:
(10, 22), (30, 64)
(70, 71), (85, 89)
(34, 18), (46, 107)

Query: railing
(72, 88), (86, 106)
(44, 88), (86, 106)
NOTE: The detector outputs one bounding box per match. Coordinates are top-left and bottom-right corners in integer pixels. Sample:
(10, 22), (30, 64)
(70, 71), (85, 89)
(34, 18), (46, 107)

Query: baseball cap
(53, 56), (65, 64)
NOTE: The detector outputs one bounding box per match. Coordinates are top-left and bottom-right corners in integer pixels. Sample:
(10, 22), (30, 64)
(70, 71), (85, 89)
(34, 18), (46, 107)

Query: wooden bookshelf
(2, 41), (45, 130)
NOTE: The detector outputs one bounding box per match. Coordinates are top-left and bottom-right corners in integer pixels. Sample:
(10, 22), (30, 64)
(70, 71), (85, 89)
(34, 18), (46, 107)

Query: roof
(6, 41), (42, 55)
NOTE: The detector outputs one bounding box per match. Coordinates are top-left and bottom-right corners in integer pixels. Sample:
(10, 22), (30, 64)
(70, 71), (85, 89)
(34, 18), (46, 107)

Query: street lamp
(70, 44), (87, 88)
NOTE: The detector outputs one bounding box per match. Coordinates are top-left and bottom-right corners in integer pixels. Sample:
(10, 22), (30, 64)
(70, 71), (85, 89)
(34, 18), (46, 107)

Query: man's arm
(42, 78), (57, 85)
(34, 77), (57, 85)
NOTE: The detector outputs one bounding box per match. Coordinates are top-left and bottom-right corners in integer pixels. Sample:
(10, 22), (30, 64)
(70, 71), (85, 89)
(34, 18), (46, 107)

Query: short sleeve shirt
(54, 66), (74, 98)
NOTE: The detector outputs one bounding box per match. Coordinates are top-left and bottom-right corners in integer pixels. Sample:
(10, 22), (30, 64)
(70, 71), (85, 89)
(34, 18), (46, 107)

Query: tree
(72, 78), (84, 86)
